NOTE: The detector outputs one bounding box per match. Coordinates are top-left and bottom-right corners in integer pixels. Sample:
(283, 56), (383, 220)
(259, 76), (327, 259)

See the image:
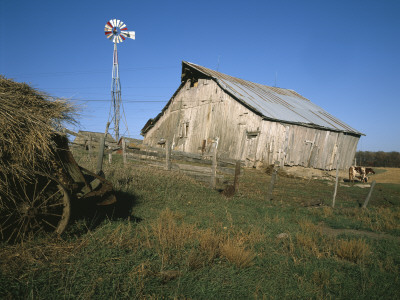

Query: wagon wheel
(0, 175), (70, 242)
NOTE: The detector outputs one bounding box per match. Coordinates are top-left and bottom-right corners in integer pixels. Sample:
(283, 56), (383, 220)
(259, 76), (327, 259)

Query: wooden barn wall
(142, 79), (360, 170)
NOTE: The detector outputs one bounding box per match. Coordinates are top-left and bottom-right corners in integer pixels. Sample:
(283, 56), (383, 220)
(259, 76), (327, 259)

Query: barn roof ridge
(181, 61), (363, 136)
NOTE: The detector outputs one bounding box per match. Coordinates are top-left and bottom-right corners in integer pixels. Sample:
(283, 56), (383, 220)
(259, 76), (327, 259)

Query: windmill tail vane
(104, 19), (135, 141)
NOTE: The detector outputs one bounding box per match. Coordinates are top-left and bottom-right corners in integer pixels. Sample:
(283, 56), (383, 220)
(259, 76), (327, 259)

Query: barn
(141, 61), (363, 170)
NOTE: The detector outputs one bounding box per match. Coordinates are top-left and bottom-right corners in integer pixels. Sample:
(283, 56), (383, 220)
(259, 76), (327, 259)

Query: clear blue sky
(1, 0), (399, 151)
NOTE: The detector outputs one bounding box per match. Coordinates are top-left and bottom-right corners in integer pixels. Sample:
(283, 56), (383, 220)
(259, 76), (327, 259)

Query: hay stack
(0, 76), (77, 194)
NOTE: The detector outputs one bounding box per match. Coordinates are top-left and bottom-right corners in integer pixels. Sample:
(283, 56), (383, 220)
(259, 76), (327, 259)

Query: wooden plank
(234, 161), (241, 192)
(122, 138), (127, 165)
(332, 154), (340, 208)
(96, 122), (110, 175)
(165, 140), (171, 170)
(362, 181), (376, 209)
(266, 164), (279, 201)
(210, 139), (218, 189)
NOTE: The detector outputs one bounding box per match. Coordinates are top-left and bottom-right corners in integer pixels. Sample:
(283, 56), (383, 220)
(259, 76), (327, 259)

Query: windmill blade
(113, 35), (122, 43)
(105, 19), (134, 42)
(121, 31), (135, 40)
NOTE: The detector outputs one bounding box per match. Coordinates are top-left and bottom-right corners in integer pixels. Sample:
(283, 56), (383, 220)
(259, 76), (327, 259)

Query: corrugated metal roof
(183, 61), (363, 135)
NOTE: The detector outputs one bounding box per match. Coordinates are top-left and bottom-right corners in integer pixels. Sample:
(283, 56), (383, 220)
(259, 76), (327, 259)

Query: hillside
(1, 152), (399, 299)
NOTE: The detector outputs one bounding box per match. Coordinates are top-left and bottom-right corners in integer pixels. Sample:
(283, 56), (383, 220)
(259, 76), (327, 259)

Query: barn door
(245, 131), (260, 167)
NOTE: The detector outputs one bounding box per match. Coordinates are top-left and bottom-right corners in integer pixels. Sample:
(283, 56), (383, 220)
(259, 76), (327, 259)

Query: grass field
(370, 167), (400, 184)
(1, 152), (399, 299)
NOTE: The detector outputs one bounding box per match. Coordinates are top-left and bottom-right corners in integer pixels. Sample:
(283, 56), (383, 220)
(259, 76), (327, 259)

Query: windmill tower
(104, 19), (135, 141)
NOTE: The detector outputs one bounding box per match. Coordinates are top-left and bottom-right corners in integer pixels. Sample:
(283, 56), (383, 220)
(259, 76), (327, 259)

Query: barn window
(179, 122), (189, 138)
(246, 130), (260, 139)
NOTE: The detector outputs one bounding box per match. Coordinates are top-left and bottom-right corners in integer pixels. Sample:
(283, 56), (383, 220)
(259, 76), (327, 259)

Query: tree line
(355, 151), (400, 168)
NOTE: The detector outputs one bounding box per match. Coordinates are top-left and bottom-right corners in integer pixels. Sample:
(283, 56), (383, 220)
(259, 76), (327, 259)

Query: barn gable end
(141, 61), (362, 170)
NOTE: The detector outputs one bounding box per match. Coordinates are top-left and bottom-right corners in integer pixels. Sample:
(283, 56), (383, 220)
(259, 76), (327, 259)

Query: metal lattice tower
(104, 19), (135, 141)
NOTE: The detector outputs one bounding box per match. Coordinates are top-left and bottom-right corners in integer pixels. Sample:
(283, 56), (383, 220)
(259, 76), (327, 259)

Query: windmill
(104, 19), (135, 142)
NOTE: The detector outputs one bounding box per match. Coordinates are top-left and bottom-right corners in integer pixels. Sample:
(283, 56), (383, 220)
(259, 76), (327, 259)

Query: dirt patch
(277, 166), (348, 182)
(274, 166), (400, 184)
(321, 226), (400, 242)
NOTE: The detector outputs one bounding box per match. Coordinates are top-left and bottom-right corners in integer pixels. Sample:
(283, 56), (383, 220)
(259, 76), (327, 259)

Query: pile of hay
(0, 76), (77, 194)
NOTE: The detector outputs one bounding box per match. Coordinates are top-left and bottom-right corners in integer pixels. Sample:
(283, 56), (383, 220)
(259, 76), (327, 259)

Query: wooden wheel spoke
(40, 212), (63, 217)
(37, 189), (63, 209)
(0, 217), (22, 232)
(0, 211), (17, 225)
(14, 217), (29, 242)
(21, 182), (32, 204)
(32, 179), (52, 206)
(41, 218), (57, 229)
(1, 176), (70, 241)
(2, 198), (19, 211)
(7, 227), (20, 243)
(33, 217), (44, 229)
(32, 179), (39, 205)
(44, 202), (64, 208)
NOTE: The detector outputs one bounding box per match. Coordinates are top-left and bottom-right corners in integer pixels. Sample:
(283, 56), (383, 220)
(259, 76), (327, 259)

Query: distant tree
(355, 151), (400, 167)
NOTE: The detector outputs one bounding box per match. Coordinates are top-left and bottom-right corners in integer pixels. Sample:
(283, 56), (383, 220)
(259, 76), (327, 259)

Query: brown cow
(349, 166), (375, 183)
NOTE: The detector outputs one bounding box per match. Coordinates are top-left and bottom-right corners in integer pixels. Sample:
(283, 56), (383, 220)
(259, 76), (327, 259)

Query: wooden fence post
(233, 160), (241, 192)
(165, 140), (171, 171)
(332, 155), (340, 208)
(266, 161), (279, 201)
(122, 138), (127, 165)
(362, 180), (376, 209)
(210, 138), (219, 189)
(96, 122), (110, 175)
(88, 136), (92, 155)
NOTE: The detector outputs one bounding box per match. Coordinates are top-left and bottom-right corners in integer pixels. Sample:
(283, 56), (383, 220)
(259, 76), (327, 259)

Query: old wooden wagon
(0, 133), (116, 242)
(0, 76), (116, 242)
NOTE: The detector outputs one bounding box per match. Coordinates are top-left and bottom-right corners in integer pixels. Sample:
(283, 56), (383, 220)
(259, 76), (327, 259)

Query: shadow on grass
(65, 190), (142, 237)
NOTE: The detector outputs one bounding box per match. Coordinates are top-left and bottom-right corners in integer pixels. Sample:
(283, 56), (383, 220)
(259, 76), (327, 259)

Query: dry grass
(371, 168), (400, 184)
(0, 235), (87, 276)
(0, 76), (77, 181)
(149, 208), (195, 251)
(296, 219), (330, 259)
(353, 207), (400, 232)
(334, 239), (370, 263)
(293, 219), (372, 264)
(220, 239), (256, 268)
(198, 228), (222, 262)
(139, 208), (259, 269)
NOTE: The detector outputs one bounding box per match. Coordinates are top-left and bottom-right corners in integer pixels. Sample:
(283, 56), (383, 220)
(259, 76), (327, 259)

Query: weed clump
(220, 239), (256, 268)
(334, 239), (370, 263)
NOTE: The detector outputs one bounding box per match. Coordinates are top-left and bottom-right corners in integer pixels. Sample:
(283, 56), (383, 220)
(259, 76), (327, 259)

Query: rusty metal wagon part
(0, 134), (116, 242)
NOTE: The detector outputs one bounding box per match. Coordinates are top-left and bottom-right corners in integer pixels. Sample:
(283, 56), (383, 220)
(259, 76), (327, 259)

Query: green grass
(1, 151), (400, 299)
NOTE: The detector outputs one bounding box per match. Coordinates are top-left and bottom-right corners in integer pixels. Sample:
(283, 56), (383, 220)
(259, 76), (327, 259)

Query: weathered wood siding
(143, 79), (359, 170)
